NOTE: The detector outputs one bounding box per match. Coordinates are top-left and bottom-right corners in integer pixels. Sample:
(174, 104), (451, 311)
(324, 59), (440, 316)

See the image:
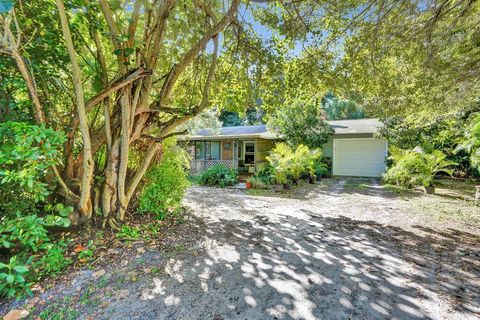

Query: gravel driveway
(100, 179), (480, 320)
(4, 179), (479, 320)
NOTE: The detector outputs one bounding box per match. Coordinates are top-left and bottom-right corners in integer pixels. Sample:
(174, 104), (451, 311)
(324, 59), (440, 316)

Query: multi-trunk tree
(1, 0), (242, 227)
(1, 0), (479, 227)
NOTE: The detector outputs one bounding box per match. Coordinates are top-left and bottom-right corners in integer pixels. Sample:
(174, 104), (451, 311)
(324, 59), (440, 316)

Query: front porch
(191, 159), (238, 172)
(189, 139), (263, 174)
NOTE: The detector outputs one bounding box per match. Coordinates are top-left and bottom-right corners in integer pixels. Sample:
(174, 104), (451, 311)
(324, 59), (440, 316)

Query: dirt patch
(2, 178), (479, 320)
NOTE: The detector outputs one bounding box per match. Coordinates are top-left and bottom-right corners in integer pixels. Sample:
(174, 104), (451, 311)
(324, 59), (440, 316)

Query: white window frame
(243, 140), (256, 166)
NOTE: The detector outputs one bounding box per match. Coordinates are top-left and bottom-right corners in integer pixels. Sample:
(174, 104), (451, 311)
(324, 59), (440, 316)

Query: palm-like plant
(290, 145), (309, 181)
(266, 143), (292, 185)
(384, 148), (457, 193)
(293, 145), (322, 177)
(457, 115), (480, 172)
(415, 150), (457, 188)
(267, 143), (323, 185)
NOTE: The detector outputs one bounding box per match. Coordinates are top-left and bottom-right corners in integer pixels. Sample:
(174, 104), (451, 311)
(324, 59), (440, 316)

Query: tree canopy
(267, 98), (334, 149)
(1, 0), (479, 227)
(2, 0), (480, 301)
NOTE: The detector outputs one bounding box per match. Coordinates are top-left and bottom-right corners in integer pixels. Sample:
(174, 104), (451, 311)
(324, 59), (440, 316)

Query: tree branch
(157, 33), (220, 138)
(146, 0), (176, 69)
(0, 14), (45, 123)
(56, 0), (94, 217)
(127, 0), (142, 49)
(135, 106), (188, 115)
(99, 0), (125, 71)
(117, 89), (131, 221)
(86, 67), (153, 111)
(157, 0), (240, 107)
(126, 142), (162, 203)
(141, 129), (188, 142)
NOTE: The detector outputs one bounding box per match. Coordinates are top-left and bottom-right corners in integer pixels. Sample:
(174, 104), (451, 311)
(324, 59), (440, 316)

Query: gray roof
(188, 119), (382, 140)
(328, 118), (382, 135)
(196, 125), (268, 137)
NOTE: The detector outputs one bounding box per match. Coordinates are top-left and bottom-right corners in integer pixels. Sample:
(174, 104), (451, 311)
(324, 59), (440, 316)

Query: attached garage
(332, 138), (387, 177)
(186, 118), (388, 178)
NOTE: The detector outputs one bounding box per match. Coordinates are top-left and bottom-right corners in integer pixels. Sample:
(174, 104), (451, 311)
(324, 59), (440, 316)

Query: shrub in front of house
(139, 140), (190, 219)
(266, 143), (324, 187)
(247, 176), (270, 189)
(246, 165), (276, 189)
(383, 148), (456, 193)
(314, 160), (330, 178)
(255, 165), (276, 185)
(315, 157), (331, 177)
(197, 164), (238, 187)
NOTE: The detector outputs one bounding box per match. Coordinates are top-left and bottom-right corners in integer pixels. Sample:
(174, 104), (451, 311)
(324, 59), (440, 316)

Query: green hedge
(198, 164), (238, 187)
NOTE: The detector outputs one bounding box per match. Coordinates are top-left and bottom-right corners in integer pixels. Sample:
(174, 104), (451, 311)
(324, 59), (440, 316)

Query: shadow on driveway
(100, 197), (480, 320)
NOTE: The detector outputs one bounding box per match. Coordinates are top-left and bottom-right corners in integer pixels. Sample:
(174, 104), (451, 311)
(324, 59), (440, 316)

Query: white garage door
(333, 138), (387, 177)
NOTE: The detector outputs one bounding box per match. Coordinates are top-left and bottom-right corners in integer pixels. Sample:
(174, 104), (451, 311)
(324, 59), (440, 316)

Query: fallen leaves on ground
(73, 244), (87, 253)
(3, 309), (29, 320)
(93, 269), (106, 278)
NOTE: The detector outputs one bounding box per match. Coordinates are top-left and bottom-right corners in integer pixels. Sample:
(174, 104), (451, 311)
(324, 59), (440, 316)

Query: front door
(244, 141), (255, 172)
(221, 141), (233, 160)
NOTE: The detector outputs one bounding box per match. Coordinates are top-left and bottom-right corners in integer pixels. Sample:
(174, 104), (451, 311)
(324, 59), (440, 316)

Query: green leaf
(15, 274), (25, 283)
(13, 265), (29, 273)
(59, 206), (73, 217)
(7, 287), (16, 298)
(56, 217), (71, 228)
(124, 47), (135, 56)
(6, 274), (14, 284)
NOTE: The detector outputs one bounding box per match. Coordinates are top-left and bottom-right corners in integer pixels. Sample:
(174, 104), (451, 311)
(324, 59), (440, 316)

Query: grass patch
(38, 304), (79, 320)
(409, 198), (480, 228)
(246, 188), (273, 197)
(344, 179), (371, 191)
(97, 275), (109, 288)
(435, 178), (478, 198)
(246, 178), (340, 199)
(160, 244), (187, 257)
(384, 184), (418, 197)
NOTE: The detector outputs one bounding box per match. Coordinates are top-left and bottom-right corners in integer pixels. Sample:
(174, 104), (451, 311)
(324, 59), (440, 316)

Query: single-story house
(186, 118), (388, 177)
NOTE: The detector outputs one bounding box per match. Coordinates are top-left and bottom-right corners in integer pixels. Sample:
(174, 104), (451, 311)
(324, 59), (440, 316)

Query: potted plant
(294, 145), (321, 184)
(415, 151), (457, 194)
(273, 171), (289, 191)
(266, 143), (292, 191)
(423, 184), (435, 195)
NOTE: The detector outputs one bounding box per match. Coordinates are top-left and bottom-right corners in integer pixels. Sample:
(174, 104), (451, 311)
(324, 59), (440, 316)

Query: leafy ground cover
(0, 210), (194, 319)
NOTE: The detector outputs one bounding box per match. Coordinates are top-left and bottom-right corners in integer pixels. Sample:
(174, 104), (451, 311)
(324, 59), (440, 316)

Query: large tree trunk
(56, 0), (95, 220)
(3, 0), (241, 228)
